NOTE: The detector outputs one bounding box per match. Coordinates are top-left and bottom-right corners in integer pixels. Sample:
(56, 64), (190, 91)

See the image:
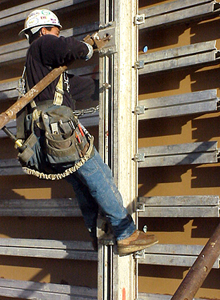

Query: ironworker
(18, 9), (158, 255)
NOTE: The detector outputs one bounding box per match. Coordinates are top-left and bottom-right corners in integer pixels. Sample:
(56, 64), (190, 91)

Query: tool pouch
(41, 105), (91, 165)
(18, 105), (94, 173)
(18, 133), (47, 172)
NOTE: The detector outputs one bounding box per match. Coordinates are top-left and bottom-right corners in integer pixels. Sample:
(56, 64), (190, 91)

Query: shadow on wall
(190, 67), (220, 92)
(138, 116), (190, 138)
(139, 23), (186, 52)
(190, 18), (220, 45)
(138, 165), (190, 195)
(138, 264), (220, 290)
(192, 115), (220, 142)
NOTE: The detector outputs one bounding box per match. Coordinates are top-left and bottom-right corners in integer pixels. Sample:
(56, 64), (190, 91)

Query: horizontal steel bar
(138, 244), (220, 268)
(138, 293), (208, 300)
(0, 198), (82, 217)
(0, 238), (97, 261)
(0, 0), (91, 28)
(138, 89), (219, 120)
(137, 141), (219, 167)
(138, 206), (219, 218)
(138, 41), (219, 75)
(0, 278), (97, 300)
(137, 195), (220, 217)
(139, 41), (217, 64)
(138, 0), (219, 30)
(138, 195), (219, 206)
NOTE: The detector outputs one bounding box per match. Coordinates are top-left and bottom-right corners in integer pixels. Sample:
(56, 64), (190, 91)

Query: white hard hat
(19, 9), (62, 35)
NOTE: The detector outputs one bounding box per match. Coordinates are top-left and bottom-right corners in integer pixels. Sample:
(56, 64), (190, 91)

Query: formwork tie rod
(171, 222), (220, 300)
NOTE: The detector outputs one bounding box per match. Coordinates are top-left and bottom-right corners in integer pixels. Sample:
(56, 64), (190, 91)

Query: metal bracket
(136, 202), (145, 212)
(134, 105), (145, 115)
(134, 14), (145, 25)
(133, 153), (145, 162)
(99, 47), (117, 56)
(100, 83), (111, 93)
(134, 249), (145, 259)
(98, 22), (116, 56)
(134, 60), (145, 69)
(217, 149), (220, 160)
(99, 235), (115, 246)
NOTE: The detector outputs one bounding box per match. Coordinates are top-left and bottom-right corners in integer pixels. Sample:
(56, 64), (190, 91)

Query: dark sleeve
(68, 74), (95, 102)
(40, 35), (89, 68)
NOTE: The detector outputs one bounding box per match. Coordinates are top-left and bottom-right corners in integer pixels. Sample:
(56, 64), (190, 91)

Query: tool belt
(18, 104), (94, 180)
(17, 72), (94, 180)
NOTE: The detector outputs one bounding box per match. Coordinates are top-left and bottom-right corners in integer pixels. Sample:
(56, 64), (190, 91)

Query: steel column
(98, 0), (138, 299)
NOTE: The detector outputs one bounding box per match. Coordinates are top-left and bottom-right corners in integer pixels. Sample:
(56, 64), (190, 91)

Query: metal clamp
(134, 249), (145, 259)
(134, 105), (145, 115)
(136, 202), (145, 212)
(133, 153), (145, 162)
(99, 47), (117, 56)
(98, 22), (116, 56)
(134, 60), (145, 69)
(134, 14), (145, 25)
(100, 83), (112, 93)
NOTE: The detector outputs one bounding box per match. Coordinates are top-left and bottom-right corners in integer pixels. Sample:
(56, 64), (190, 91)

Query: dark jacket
(25, 34), (95, 110)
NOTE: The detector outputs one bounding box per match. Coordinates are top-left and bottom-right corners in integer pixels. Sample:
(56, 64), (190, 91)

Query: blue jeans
(66, 148), (136, 241)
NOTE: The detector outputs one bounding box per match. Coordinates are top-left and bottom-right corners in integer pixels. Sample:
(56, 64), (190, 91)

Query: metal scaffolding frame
(98, 0), (138, 299)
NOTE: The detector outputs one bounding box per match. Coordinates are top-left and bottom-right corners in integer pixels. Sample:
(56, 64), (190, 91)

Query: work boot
(117, 230), (158, 256)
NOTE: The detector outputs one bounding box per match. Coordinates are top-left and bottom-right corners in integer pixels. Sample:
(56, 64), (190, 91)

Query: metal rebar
(171, 222), (220, 300)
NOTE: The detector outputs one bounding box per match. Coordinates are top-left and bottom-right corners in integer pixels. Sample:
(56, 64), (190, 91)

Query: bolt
(143, 225), (147, 233)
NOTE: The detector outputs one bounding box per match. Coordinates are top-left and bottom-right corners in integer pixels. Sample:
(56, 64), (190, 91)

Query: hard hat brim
(19, 23), (62, 36)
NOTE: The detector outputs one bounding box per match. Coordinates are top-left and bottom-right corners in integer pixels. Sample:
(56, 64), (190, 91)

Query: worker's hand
(82, 42), (94, 61)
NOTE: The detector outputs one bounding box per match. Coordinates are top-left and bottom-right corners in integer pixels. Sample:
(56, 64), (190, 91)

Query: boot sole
(118, 240), (158, 256)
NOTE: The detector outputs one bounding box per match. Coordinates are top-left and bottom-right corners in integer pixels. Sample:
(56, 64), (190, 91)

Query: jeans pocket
(78, 156), (99, 177)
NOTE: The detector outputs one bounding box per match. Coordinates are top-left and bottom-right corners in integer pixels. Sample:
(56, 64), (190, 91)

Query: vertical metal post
(171, 222), (220, 300)
(98, 0), (138, 299)
(98, 2), (115, 300)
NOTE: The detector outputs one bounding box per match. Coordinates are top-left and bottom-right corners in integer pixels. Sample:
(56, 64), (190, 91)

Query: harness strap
(53, 73), (64, 106)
